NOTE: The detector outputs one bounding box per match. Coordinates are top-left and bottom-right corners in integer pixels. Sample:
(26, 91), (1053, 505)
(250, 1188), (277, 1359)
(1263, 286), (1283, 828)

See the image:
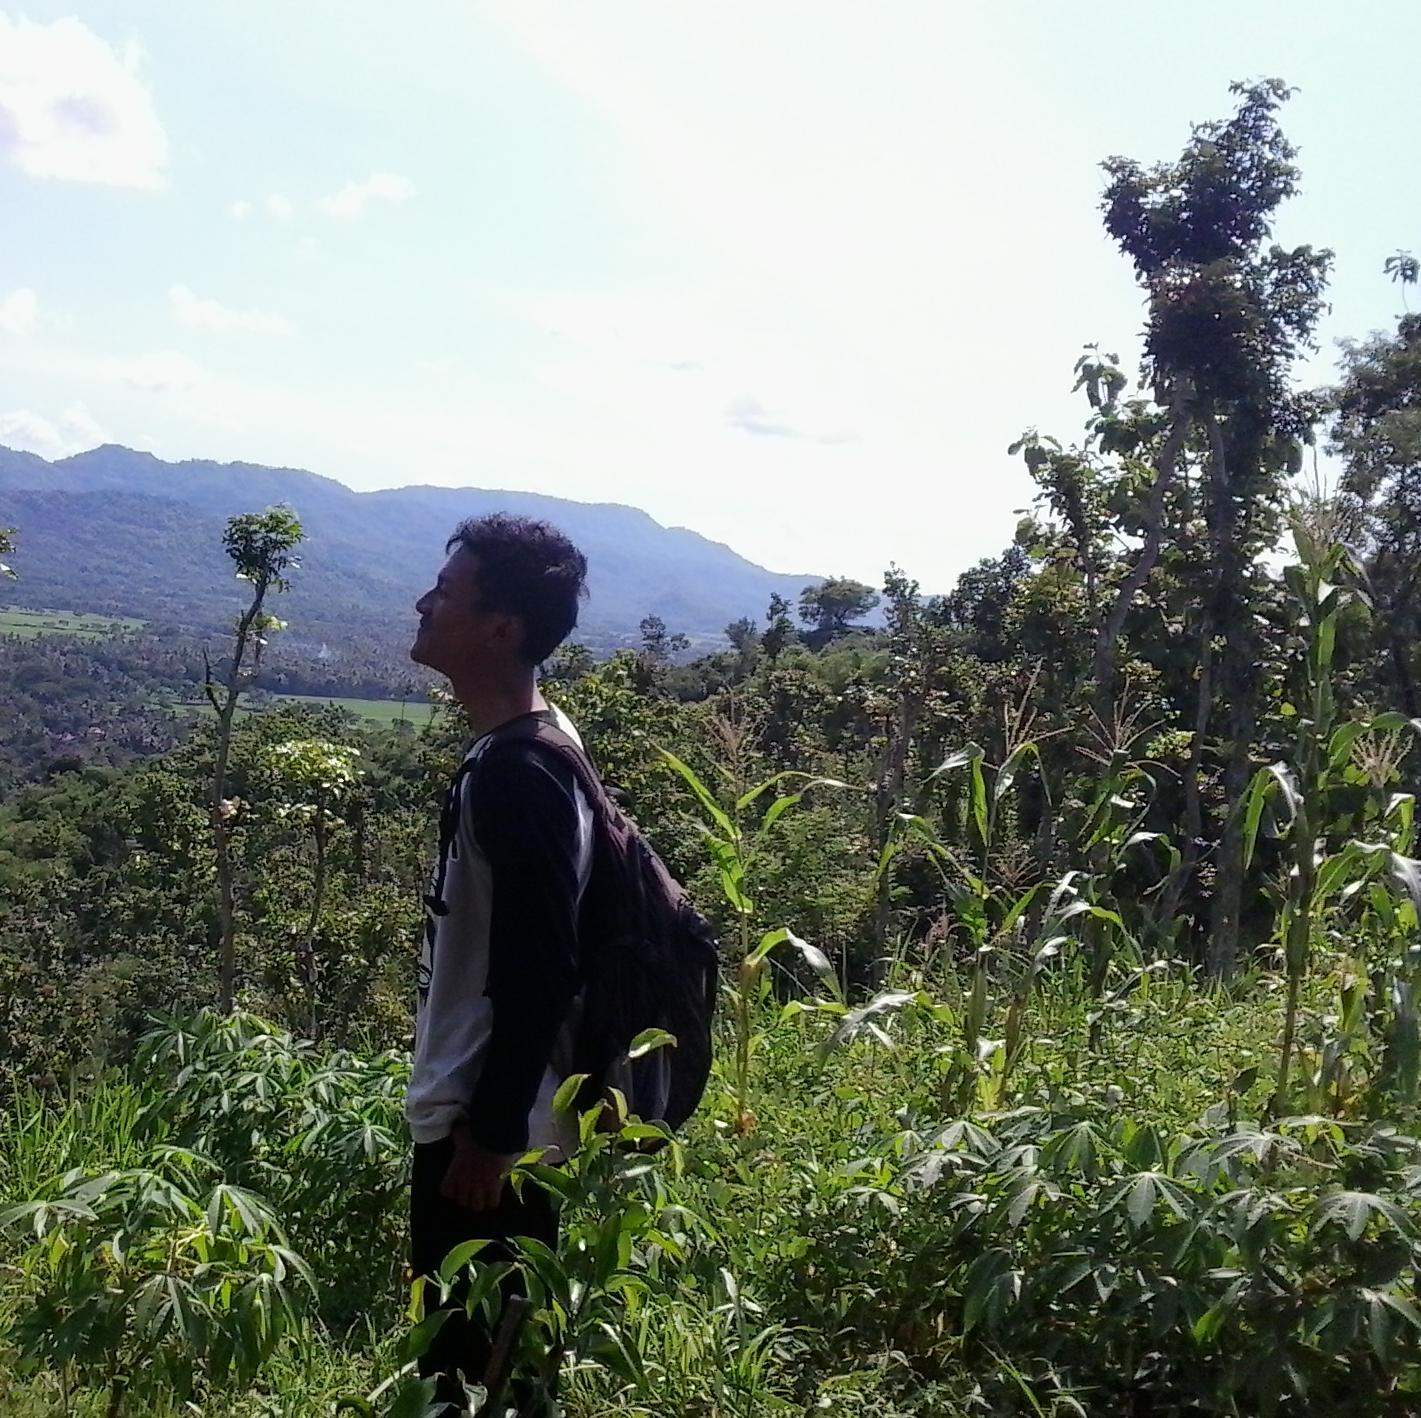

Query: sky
(2, 2), (1418, 589)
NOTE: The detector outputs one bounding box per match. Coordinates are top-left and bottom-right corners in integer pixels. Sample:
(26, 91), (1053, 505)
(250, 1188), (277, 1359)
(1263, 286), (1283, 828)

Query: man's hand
(440, 1125), (517, 1212)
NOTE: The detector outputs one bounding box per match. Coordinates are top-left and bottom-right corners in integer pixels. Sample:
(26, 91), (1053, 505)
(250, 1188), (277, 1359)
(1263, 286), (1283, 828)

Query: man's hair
(446, 514), (588, 664)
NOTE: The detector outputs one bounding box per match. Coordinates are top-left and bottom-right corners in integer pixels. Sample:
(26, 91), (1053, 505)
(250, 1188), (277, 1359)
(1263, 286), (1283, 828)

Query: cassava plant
(0, 1151), (314, 1416)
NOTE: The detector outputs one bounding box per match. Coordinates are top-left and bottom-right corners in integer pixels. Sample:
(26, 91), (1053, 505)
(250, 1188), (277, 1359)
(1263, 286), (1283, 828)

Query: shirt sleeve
(463, 739), (584, 1153)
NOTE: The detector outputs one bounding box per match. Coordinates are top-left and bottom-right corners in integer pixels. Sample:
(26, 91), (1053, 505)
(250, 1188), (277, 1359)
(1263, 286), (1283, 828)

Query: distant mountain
(0, 444), (820, 653)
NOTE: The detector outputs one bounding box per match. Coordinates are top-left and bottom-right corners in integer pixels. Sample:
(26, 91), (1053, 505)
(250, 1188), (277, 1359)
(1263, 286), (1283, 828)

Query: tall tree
(0, 526), (15, 579)
(207, 507), (304, 1013)
(1099, 78), (1331, 974)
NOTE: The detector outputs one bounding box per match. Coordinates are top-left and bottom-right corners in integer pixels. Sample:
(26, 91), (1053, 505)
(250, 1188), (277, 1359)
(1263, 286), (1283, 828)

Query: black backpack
(433, 712), (720, 1138)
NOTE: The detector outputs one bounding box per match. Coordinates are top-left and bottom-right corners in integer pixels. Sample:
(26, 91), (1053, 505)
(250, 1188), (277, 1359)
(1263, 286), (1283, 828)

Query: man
(406, 513), (591, 1411)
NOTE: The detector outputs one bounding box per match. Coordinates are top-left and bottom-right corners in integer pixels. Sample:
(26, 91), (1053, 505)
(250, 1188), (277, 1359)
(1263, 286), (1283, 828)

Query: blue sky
(2, 2), (1418, 587)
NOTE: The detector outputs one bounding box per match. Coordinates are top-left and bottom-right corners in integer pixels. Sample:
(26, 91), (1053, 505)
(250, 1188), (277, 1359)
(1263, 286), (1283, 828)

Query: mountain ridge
(0, 443), (822, 652)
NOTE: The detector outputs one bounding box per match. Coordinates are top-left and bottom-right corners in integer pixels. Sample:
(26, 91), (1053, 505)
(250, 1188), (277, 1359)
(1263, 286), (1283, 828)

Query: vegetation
(3, 80), (1421, 1415)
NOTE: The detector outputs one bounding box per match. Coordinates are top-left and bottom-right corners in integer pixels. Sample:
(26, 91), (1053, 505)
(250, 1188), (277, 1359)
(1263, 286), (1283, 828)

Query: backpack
(435, 711), (720, 1139)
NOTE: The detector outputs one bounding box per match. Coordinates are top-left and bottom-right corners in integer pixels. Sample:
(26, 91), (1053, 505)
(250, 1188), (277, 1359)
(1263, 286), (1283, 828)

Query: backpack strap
(483, 714), (614, 827)
(426, 711), (615, 921)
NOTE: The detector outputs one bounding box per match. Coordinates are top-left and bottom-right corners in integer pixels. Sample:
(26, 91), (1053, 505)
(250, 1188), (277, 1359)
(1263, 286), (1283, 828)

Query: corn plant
(1243, 521), (1421, 1115)
(866, 739), (1154, 1112)
(660, 746), (845, 1133)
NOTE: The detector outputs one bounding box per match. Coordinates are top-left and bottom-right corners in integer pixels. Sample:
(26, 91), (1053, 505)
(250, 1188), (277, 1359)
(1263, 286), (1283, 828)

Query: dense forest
(4, 80), (1421, 1416)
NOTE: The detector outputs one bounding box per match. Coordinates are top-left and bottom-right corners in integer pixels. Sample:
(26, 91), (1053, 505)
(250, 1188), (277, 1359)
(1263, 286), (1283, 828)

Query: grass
(0, 606), (144, 641)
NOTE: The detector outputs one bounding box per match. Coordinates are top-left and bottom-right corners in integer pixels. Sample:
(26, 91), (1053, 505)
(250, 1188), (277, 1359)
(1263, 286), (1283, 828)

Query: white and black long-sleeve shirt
(405, 705), (593, 1158)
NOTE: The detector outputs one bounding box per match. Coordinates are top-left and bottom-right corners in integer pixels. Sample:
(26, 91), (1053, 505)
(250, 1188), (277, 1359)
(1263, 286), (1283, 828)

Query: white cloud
(169, 284), (294, 336)
(0, 14), (167, 188)
(0, 402), (109, 459)
(318, 171), (415, 219)
(0, 287), (38, 335)
(266, 192), (294, 221)
(229, 198), (253, 219)
(106, 349), (207, 392)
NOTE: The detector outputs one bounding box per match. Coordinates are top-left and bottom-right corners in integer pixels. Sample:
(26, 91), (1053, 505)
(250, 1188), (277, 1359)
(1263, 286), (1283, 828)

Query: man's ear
(486, 611), (524, 656)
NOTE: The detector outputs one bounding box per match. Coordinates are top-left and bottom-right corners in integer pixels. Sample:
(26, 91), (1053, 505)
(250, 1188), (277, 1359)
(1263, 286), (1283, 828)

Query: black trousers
(409, 1138), (560, 1411)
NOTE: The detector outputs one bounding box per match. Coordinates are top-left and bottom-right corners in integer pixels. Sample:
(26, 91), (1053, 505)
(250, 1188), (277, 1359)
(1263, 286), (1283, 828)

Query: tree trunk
(211, 583), (269, 1013)
(1387, 610), (1420, 718)
(301, 810), (328, 1039)
(1202, 415), (1257, 978)
(1091, 389), (1191, 723)
(213, 700), (239, 1013)
(1158, 634), (1212, 955)
(871, 693), (918, 982)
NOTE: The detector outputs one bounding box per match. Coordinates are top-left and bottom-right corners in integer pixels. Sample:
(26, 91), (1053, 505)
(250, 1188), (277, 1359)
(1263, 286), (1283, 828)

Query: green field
(0, 606), (144, 641)
(168, 691), (435, 727)
(264, 692), (435, 725)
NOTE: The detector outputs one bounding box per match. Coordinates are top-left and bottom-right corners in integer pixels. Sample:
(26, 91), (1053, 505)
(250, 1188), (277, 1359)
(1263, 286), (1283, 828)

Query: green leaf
(1328, 719), (1371, 770)
(437, 1239), (489, 1285)
(970, 756), (990, 848)
(627, 1028), (677, 1060)
(994, 741), (1040, 804)
(819, 990), (916, 1056)
(659, 748), (737, 839)
(1311, 1190), (1413, 1243)
(929, 743), (983, 779)
(552, 1073), (591, 1113)
(759, 792), (805, 833)
(1244, 763), (1299, 870)
(1390, 854), (1421, 914)
(748, 927), (840, 999)
(397, 1308), (453, 1364)
(961, 1247), (1017, 1332)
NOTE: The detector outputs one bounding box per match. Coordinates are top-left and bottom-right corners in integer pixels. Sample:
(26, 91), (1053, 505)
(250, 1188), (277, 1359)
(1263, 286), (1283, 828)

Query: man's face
(411, 546), (503, 677)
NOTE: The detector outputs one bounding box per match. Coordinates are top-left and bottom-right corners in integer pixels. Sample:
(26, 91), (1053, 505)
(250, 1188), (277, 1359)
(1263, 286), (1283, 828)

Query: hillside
(0, 444), (819, 652)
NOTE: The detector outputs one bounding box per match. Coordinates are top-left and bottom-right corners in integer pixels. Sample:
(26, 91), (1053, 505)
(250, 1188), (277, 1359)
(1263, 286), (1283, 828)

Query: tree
(638, 613), (689, 666)
(724, 617), (758, 653)
(1385, 249), (1419, 309)
(207, 506), (304, 1013)
(798, 578), (879, 644)
(762, 594), (796, 662)
(265, 737), (361, 1038)
(1331, 263), (1421, 715)
(1099, 78), (1331, 974)
(1, 526), (16, 579)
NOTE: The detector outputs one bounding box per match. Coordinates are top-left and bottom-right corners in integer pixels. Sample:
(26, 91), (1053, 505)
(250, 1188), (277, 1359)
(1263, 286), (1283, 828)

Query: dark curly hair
(445, 514), (587, 665)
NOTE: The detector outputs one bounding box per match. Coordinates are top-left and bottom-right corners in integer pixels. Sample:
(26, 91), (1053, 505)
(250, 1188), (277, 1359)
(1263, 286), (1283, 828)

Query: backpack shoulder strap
(484, 714), (613, 824)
